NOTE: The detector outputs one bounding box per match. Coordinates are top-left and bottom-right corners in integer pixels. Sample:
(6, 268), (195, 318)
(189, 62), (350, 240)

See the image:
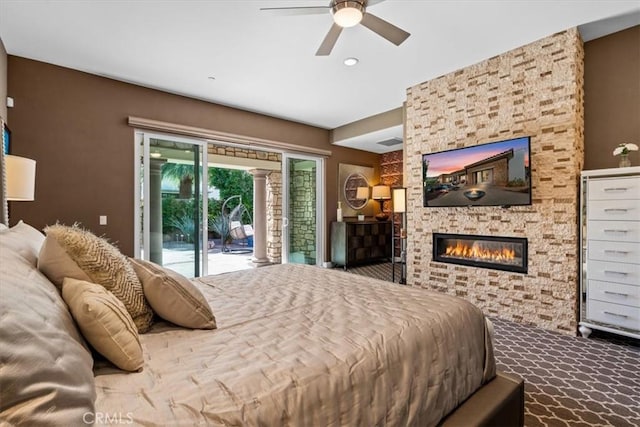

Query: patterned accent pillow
(130, 258), (216, 329)
(62, 278), (144, 372)
(40, 224), (154, 333)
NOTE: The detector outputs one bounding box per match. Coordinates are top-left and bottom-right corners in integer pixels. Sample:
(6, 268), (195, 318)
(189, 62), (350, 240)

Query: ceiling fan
(260, 0), (410, 56)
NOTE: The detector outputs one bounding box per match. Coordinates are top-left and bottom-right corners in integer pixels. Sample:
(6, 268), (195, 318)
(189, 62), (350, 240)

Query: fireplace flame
(445, 241), (516, 262)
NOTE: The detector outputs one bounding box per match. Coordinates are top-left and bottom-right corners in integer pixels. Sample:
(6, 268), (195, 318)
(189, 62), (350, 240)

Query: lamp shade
(392, 188), (406, 213)
(6, 155), (36, 201)
(356, 186), (369, 200)
(372, 185), (391, 200)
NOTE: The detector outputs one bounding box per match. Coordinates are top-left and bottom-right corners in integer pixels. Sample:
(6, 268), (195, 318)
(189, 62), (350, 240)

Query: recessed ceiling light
(150, 151), (162, 158)
(344, 57), (359, 66)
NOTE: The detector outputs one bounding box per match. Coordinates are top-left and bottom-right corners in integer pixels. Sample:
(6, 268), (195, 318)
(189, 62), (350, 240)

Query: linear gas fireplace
(433, 233), (528, 274)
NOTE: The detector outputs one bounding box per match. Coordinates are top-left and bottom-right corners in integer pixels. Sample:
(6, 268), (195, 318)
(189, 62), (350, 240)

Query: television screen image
(422, 136), (531, 207)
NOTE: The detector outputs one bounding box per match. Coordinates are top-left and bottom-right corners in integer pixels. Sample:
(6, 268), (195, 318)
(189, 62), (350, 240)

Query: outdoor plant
(162, 163), (195, 199)
(209, 215), (231, 243)
(507, 178), (526, 187)
(169, 215), (195, 243)
(162, 197), (193, 231)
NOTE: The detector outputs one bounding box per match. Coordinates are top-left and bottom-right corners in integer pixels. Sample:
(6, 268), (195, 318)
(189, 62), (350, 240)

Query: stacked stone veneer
(207, 144), (282, 264)
(380, 150), (404, 198)
(381, 150), (404, 253)
(404, 29), (584, 334)
(266, 171), (282, 263)
(290, 169), (317, 263)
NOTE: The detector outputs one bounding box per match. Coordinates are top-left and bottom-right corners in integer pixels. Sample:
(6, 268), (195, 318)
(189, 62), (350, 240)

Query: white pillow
(0, 220), (45, 266)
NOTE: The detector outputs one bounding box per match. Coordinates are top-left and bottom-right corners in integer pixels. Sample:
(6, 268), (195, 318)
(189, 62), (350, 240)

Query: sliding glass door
(135, 132), (208, 277)
(282, 153), (324, 265)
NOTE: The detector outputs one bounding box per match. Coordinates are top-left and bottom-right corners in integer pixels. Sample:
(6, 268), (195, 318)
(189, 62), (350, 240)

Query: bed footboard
(439, 371), (525, 427)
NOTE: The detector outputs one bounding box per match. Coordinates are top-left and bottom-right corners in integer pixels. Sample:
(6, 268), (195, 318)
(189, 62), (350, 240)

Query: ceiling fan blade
(259, 6), (329, 16)
(360, 12), (410, 46)
(366, 0), (387, 6)
(316, 23), (343, 56)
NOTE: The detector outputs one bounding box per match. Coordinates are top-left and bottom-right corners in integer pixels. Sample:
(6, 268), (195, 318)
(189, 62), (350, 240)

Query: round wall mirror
(344, 173), (369, 210)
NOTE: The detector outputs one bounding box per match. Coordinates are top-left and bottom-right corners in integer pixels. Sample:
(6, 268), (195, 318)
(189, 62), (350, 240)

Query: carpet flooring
(346, 262), (640, 427)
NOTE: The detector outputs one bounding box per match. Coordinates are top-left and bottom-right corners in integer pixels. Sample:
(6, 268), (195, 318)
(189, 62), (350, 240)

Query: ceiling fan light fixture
(332, 1), (364, 28)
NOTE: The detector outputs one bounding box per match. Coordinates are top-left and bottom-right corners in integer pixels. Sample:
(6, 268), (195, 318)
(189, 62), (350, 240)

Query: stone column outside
(249, 169), (272, 266)
(149, 158), (166, 264)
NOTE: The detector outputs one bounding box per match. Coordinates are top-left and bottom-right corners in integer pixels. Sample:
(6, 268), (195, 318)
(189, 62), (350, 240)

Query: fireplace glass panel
(433, 233), (527, 274)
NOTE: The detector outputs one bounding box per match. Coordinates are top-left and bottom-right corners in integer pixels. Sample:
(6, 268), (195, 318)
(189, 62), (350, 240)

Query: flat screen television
(422, 136), (531, 207)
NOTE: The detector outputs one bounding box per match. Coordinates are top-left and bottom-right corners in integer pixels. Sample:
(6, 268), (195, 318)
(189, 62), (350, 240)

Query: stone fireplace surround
(404, 28), (584, 335)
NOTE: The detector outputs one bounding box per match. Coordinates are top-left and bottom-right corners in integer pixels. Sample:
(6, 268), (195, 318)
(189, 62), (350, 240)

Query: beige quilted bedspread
(94, 264), (495, 426)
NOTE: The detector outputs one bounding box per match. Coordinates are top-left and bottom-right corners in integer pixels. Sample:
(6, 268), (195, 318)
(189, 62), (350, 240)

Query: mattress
(94, 264), (496, 426)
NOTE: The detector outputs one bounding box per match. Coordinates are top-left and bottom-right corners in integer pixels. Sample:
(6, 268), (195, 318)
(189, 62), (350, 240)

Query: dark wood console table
(330, 220), (392, 269)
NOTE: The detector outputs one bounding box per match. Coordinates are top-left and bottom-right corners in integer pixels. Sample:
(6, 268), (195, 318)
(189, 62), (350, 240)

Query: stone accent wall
(290, 169), (317, 263)
(404, 29), (584, 334)
(380, 150), (404, 192)
(207, 144), (282, 263)
(267, 171), (282, 263)
(209, 144), (281, 162)
(380, 150), (404, 252)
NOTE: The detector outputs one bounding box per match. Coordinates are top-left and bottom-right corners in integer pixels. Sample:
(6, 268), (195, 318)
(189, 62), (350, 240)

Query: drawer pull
(603, 291), (629, 297)
(603, 311), (628, 319)
(603, 187), (629, 192)
(604, 229), (628, 233)
(604, 208), (629, 213)
(604, 270), (629, 276)
(604, 250), (629, 255)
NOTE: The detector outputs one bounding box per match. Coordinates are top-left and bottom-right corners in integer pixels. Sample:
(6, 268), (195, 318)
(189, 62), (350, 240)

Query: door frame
(281, 153), (325, 266)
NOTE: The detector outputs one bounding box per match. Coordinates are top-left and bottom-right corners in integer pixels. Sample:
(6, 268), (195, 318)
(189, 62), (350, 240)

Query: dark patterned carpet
(346, 262), (640, 427)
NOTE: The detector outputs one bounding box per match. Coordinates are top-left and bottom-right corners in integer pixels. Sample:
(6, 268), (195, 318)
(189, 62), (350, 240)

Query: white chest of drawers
(579, 167), (640, 339)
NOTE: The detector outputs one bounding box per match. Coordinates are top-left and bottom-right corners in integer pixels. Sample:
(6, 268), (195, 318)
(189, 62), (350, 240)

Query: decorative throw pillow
(38, 234), (92, 286)
(62, 277), (144, 372)
(0, 220), (45, 266)
(39, 224), (154, 333)
(130, 258), (217, 329)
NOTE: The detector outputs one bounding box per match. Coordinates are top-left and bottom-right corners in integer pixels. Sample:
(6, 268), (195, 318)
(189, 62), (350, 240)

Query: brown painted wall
(7, 56), (379, 257)
(584, 25), (640, 170)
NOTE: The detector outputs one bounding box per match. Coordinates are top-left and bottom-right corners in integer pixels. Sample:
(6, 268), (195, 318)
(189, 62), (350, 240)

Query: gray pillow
(0, 235), (96, 425)
(0, 220), (45, 266)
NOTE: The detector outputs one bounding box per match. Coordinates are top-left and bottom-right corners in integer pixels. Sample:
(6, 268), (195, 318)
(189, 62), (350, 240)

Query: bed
(0, 222), (523, 426)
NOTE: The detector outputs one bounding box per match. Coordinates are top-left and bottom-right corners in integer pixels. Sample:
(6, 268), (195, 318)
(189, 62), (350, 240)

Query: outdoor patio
(161, 239), (254, 278)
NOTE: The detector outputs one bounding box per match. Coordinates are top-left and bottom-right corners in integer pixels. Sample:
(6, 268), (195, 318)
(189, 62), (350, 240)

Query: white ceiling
(0, 0), (638, 153)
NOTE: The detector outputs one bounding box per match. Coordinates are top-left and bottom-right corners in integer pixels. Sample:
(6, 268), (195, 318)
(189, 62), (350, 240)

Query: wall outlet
(99, 215), (107, 225)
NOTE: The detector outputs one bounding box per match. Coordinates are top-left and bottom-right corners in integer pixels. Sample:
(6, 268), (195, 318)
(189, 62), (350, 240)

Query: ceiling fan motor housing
(331, 1), (366, 27)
